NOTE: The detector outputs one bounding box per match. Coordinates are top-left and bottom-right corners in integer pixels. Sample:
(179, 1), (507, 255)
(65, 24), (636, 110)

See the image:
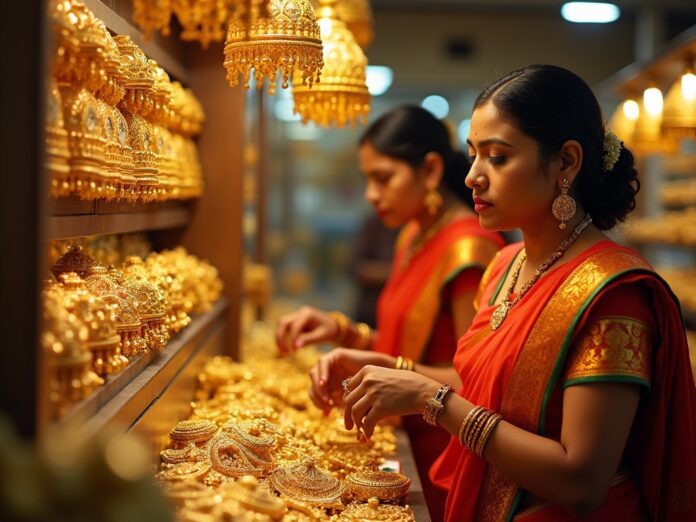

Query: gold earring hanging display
(551, 178), (576, 230)
(424, 189), (443, 216)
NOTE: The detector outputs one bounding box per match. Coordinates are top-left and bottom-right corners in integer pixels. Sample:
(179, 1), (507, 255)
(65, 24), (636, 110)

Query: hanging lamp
(335, 0), (374, 50)
(662, 62), (696, 139)
(292, 0), (370, 127)
(224, 0), (323, 94)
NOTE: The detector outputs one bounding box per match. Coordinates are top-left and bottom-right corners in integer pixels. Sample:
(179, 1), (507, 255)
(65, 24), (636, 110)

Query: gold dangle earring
(552, 178), (576, 230)
(424, 188), (443, 216)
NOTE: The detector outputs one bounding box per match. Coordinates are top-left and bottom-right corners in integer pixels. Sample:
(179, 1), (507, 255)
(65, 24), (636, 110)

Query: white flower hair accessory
(603, 130), (622, 173)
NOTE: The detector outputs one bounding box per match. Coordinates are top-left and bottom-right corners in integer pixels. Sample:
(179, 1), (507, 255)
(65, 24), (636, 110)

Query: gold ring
(342, 377), (352, 394)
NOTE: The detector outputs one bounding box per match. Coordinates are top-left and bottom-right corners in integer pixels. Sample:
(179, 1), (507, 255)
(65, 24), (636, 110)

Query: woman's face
(358, 142), (429, 228)
(465, 101), (558, 232)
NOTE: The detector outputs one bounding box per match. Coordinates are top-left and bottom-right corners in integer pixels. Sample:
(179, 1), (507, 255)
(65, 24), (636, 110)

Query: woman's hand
(308, 348), (396, 414)
(343, 366), (440, 440)
(276, 306), (338, 354)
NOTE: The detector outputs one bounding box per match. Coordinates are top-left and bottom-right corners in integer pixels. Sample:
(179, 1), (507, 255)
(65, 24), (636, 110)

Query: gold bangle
(395, 356), (404, 370)
(458, 406), (485, 446)
(328, 311), (350, 345)
(354, 322), (372, 350)
(475, 413), (502, 458)
(465, 409), (490, 451)
(395, 356), (414, 371)
(423, 383), (452, 426)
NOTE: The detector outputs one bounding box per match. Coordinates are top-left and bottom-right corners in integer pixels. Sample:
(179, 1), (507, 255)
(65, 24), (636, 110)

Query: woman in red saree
(277, 106), (503, 520)
(310, 65), (696, 521)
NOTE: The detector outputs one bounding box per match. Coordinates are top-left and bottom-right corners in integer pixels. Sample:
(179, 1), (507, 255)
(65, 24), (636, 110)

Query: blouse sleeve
(562, 281), (654, 390)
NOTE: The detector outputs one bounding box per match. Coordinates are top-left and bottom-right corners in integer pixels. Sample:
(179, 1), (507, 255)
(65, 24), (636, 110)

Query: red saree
(430, 240), (696, 522)
(373, 216), (503, 521)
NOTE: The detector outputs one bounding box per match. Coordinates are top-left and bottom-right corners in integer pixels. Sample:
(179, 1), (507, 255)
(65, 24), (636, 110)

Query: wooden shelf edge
(47, 205), (191, 240)
(82, 0), (191, 84)
(395, 429), (431, 522)
(56, 297), (228, 435)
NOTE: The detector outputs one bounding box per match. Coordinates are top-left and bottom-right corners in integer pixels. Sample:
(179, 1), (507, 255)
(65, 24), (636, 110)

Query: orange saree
(373, 216), (503, 521)
(430, 240), (696, 522)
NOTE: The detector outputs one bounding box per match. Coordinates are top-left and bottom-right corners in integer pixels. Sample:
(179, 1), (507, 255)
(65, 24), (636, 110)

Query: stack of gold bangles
(459, 406), (503, 458)
(328, 311), (372, 350)
(395, 356), (414, 371)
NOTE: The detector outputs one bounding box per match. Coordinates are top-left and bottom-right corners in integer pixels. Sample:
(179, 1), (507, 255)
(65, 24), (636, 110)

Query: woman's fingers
(362, 405), (382, 440)
(350, 394), (374, 438)
(295, 327), (329, 349)
(309, 365), (331, 411)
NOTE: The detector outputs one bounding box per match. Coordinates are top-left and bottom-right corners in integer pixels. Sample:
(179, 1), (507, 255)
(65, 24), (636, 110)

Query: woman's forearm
(414, 364), (462, 390)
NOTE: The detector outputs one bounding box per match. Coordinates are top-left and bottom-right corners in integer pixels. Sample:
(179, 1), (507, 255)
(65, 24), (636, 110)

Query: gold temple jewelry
(423, 383), (452, 426)
(400, 206), (457, 269)
(345, 470), (411, 502)
(160, 442), (209, 465)
(269, 458), (344, 508)
(170, 419), (219, 447)
(490, 214), (593, 331)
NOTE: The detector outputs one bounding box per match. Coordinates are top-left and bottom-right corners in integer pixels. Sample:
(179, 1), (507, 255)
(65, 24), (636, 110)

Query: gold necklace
(400, 206), (457, 269)
(490, 214), (593, 331)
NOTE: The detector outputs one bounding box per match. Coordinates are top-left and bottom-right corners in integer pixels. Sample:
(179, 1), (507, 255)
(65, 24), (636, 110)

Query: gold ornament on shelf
(46, 78), (71, 197)
(662, 66), (696, 139)
(51, 245), (97, 279)
(292, 0), (370, 127)
(224, 0), (323, 94)
(218, 475), (288, 519)
(345, 470), (411, 503)
(269, 458), (343, 508)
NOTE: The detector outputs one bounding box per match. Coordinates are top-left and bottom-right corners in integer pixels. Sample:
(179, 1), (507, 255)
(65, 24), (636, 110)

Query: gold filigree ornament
(46, 78), (71, 197)
(72, 294), (129, 376)
(332, 498), (415, 522)
(224, 0), (323, 95)
(170, 419), (220, 447)
(51, 245), (97, 279)
(344, 471), (410, 503)
(292, 0), (370, 128)
(156, 460), (212, 482)
(269, 458), (344, 509)
(123, 257), (170, 351)
(41, 285), (104, 418)
(211, 433), (274, 478)
(161, 442), (210, 465)
(218, 475), (288, 519)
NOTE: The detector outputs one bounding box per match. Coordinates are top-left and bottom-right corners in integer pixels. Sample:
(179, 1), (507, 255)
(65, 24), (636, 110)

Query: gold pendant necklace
(490, 215), (592, 331)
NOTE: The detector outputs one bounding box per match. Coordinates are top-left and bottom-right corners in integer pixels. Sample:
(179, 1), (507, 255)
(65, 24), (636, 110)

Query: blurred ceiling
(372, 0), (696, 11)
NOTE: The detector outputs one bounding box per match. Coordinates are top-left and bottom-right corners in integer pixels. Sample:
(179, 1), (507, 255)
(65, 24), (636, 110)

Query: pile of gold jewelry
(46, 0), (205, 202)
(42, 241), (223, 418)
(661, 179), (696, 207)
(156, 352), (415, 521)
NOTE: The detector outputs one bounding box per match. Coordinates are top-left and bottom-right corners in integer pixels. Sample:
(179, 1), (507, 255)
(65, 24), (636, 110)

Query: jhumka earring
(424, 188), (443, 216)
(552, 178), (576, 230)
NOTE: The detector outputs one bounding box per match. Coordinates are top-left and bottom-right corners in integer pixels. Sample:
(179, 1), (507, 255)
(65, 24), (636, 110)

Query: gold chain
(490, 214), (592, 331)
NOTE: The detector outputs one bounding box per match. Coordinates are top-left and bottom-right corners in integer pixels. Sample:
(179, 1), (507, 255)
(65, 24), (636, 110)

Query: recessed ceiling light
(561, 2), (620, 23)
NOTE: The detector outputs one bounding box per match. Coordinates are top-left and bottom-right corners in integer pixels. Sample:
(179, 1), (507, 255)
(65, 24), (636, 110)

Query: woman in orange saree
(310, 65), (696, 522)
(277, 106), (503, 520)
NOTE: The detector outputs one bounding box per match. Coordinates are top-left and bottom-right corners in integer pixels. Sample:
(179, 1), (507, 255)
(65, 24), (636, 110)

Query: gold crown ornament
(335, 0), (374, 50)
(72, 295), (128, 376)
(69, 1), (109, 93)
(269, 458), (344, 508)
(46, 78), (72, 197)
(84, 265), (146, 358)
(122, 274), (169, 352)
(344, 470), (411, 503)
(51, 245), (97, 279)
(146, 252), (192, 333)
(292, 0), (370, 128)
(41, 285), (104, 418)
(224, 0), (323, 95)
(47, 0), (82, 84)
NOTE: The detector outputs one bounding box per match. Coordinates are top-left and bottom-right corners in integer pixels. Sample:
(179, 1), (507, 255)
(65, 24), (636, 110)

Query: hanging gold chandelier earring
(552, 178), (577, 230)
(424, 188), (443, 216)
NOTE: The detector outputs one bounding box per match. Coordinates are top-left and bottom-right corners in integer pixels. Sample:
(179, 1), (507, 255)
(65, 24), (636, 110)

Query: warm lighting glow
(366, 66), (394, 96)
(643, 87), (663, 116)
(561, 2), (620, 23)
(682, 72), (696, 101)
(623, 99), (640, 121)
(421, 95), (449, 119)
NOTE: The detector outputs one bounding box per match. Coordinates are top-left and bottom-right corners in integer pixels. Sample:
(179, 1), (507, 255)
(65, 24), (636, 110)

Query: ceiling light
(421, 95), (449, 119)
(561, 2), (620, 23)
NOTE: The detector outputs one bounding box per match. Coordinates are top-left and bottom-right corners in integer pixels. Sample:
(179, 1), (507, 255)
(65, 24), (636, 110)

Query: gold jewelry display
(210, 432), (274, 478)
(551, 178), (577, 230)
(400, 206), (456, 269)
(345, 470), (411, 503)
(292, 0), (370, 128)
(156, 460), (212, 482)
(335, 0), (374, 50)
(331, 498), (416, 521)
(395, 356), (414, 372)
(161, 442), (210, 465)
(170, 419), (219, 447)
(46, 78), (71, 196)
(422, 383), (452, 426)
(224, 0), (323, 94)
(424, 188), (443, 216)
(490, 214), (593, 331)
(269, 458), (344, 508)
(160, 478), (217, 508)
(219, 475), (288, 519)
(51, 245), (97, 279)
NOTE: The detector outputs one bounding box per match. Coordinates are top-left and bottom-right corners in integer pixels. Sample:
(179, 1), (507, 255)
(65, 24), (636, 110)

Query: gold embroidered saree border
(475, 250), (650, 522)
(400, 236), (499, 362)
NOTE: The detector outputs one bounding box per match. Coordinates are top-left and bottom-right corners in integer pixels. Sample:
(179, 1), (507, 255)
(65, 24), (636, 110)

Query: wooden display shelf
(58, 297), (228, 436)
(395, 429), (432, 522)
(46, 199), (191, 240)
